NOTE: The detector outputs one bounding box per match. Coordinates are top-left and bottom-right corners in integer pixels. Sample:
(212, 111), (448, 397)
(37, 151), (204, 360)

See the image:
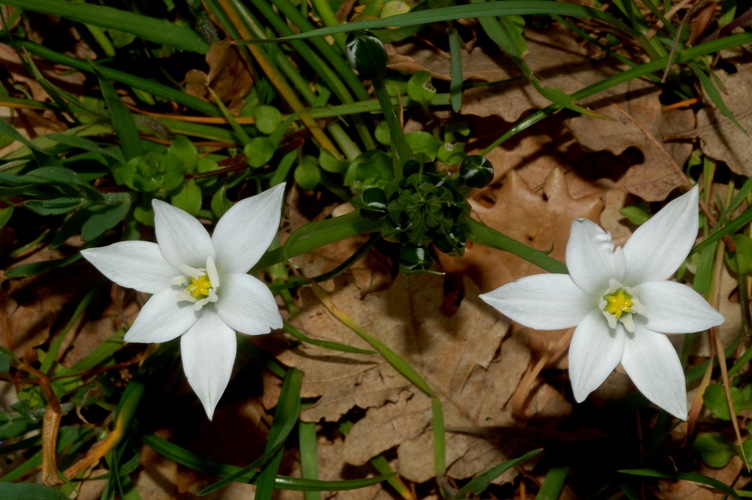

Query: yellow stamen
(603, 289), (633, 319)
(188, 275), (212, 299)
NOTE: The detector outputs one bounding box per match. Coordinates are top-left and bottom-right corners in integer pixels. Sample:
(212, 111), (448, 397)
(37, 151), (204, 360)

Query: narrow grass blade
(92, 63), (142, 161)
(3, 0), (209, 53)
(144, 433), (394, 491)
(254, 369), (302, 500)
(245, 2), (636, 41)
(455, 449), (542, 498)
(619, 469), (740, 498)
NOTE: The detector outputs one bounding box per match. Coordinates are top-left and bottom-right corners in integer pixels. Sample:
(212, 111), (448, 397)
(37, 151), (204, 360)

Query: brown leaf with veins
(184, 39), (252, 114)
(440, 167), (603, 292)
(696, 69), (752, 176)
(278, 273), (536, 483)
(567, 77), (693, 201)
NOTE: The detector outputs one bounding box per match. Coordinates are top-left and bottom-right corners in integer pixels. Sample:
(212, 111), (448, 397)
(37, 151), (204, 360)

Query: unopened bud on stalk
(346, 30), (388, 81)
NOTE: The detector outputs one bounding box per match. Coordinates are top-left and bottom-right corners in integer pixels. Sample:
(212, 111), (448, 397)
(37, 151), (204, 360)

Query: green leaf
(726, 234), (752, 275)
(81, 201), (131, 241)
(22, 166), (87, 186)
(6, 254), (82, 278)
(405, 131), (441, 160)
(3, 0), (209, 53)
(254, 369), (302, 499)
(210, 186), (232, 220)
(319, 149), (349, 174)
(620, 205), (650, 226)
(94, 64), (142, 161)
(407, 71), (436, 105)
(24, 197), (86, 216)
(456, 449), (542, 498)
(703, 383), (752, 420)
(294, 157), (322, 191)
(693, 433), (736, 468)
(244, 137), (275, 169)
(619, 469), (740, 499)
(254, 105), (282, 135)
(167, 136), (198, 174)
(171, 179), (202, 216)
(0, 482), (70, 499)
(283, 322), (376, 355)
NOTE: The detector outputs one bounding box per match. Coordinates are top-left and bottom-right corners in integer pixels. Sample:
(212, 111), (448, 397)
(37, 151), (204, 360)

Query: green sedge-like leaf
(23, 197), (86, 216)
(464, 218), (567, 274)
(254, 369), (303, 500)
(249, 1), (635, 41)
(3, 0), (209, 53)
(284, 322), (376, 355)
(6, 254), (82, 278)
(619, 469), (740, 499)
(0, 482), (71, 499)
(455, 449), (542, 498)
(92, 63), (142, 161)
(692, 205), (752, 256)
(448, 27), (463, 113)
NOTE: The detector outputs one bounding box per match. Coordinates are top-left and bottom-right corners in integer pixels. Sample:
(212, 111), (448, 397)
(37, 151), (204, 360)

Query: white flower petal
(621, 326), (688, 419)
(82, 241), (175, 294)
(212, 184), (285, 274)
(568, 310), (625, 402)
(180, 312), (236, 420)
(124, 288), (198, 343)
(637, 281), (725, 333)
(153, 200), (215, 270)
(479, 274), (593, 330)
(216, 273), (283, 335)
(623, 186), (699, 285)
(566, 219), (626, 295)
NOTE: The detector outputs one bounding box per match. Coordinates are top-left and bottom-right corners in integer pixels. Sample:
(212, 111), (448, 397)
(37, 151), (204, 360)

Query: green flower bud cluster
(352, 155), (494, 274)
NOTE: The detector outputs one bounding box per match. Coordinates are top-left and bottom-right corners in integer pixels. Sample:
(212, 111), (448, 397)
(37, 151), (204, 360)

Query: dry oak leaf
(440, 167), (603, 292)
(388, 25), (604, 124)
(184, 39), (252, 113)
(696, 69), (752, 176)
(278, 273), (534, 483)
(567, 76), (693, 201)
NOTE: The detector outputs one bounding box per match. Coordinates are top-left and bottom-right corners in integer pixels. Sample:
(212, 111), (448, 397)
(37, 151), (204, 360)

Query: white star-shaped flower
(82, 184), (285, 419)
(479, 186), (724, 419)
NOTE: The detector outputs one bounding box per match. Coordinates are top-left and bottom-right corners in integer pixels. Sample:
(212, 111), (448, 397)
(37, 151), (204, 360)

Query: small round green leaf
(254, 105), (282, 135)
(244, 137), (275, 168)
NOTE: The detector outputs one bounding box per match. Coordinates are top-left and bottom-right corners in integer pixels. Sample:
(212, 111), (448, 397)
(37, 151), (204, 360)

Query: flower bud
(460, 155), (494, 188)
(399, 245), (433, 275)
(346, 30), (388, 81)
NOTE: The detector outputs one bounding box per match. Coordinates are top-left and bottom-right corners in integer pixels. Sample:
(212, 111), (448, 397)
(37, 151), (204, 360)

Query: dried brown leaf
(441, 167), (603, 291)
(696, 69), (752, 176)
(184, 39), (252, 113)
(567, 77), (692, 201)
(278, 273), (535, 483)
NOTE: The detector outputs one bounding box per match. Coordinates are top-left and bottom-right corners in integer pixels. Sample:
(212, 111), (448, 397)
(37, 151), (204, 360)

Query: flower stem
(463, 218), (568, 274)
(372, 77), (411, 178)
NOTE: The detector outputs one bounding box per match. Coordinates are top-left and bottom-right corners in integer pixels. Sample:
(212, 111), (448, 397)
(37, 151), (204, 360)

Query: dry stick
(711, 236), (750, 471)
(18, 361), (63, 486)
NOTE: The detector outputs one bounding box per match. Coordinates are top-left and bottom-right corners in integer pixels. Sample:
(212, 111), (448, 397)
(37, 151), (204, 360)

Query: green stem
(463, 218), (568, 274)
(372, 77), (411, 177)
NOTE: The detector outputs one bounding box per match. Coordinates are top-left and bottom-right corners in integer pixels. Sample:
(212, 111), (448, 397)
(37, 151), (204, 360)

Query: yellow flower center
(603, 289), (633, 319)
(188, 275), (213, 300)
(173, 256), (220, 311)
